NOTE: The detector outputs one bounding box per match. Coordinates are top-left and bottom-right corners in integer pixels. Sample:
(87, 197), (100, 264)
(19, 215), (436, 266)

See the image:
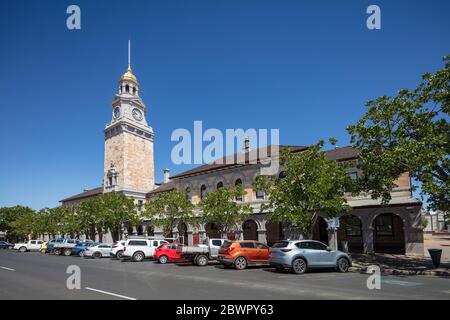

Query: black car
(0, 241), (14, 249)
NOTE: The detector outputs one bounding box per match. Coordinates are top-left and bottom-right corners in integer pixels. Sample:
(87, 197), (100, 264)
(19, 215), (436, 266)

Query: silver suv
(270, 240), (352, 274)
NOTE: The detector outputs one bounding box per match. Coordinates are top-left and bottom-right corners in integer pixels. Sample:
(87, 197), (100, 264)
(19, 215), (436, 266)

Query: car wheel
(159, 255), (168, 264)
(196, 255), (208, 267)
(63, 249), (72, 256)
(132, 251), (145, 262)
(93, 251), (102, 259)
(79, 250), (85, 257)
(292, 258), (307, 274)
(337, 257), (350, 273)
(116, 250), (124, 259)
(19, 246), (27, 253)
(234, 256), (248, 270)
(54, 248), (61, 255)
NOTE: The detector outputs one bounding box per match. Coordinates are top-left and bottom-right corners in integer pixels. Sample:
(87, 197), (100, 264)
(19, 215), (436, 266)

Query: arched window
(200, 185), (207, 199)
(278, 171), (287, 179)
(133, 87), (137, 95)
(125, 84), (130, 93)
(217, 181), (223, 189)
(235, 179), (243, 201)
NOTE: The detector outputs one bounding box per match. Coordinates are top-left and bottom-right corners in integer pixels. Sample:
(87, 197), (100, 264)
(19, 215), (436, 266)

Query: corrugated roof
(170, 145), (307, 179)
(60, 187), (103, 203)
(146, 181), (176, 195)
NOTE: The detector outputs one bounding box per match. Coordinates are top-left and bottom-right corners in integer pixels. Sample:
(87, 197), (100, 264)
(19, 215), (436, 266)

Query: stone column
(362, 227), (374, 254)
(142, 224), (148, 237)
(132, 226), (137, 236)
(198, 230), (206, 243)
(257, 229), (267, 243)
(153, 226), (164, 238)
(187, 231), (193, 246)
(328, 229), (338, 250)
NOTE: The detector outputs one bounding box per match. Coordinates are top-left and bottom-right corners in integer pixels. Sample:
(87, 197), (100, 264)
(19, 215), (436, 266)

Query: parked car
(71, 241), (97, 257)
(39, 241), (48, 253)
(46, 238), (64, 253)
(122, 238), (169, 262)
(0, 241), (14, 249)
(177, 238), (231, 266)
(53, 239), (81, 256)
(110, 240), (126, 259)
(14, 240), (44, 252)
(217, 240), (271, 270)
(154, 242), (184, 264)
(269, 240), (352, 274)
(83, 243), (112, 258)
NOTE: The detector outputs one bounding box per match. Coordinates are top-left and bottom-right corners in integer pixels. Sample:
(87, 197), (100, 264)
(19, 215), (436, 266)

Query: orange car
(217, 240), (270, 270)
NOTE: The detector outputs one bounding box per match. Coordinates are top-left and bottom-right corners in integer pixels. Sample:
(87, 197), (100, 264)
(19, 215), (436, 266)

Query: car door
(240, 242), (257, 262)
(255, 243), (270, 262)
(310, 241), (332, 266)
(99, 244), (111, 256)
(209, 239), (223, 258)
(29, 240), (38, 250)
(297, 241), (320, 266)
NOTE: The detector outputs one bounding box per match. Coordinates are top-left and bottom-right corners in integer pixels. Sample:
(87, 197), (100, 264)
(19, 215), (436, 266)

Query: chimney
(243, 137), (250, 152)
(163, 168), (170, 183)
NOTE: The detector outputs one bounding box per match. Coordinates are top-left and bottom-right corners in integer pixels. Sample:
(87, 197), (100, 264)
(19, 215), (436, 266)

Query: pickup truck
(52, 239), (80, 256)
(122, 237), (176, 262)
(14, 240), (44, 252)
(177, 238), (231, 266)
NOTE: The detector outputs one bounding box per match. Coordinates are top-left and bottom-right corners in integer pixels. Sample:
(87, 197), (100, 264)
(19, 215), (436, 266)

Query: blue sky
(0, 0), (449, 210)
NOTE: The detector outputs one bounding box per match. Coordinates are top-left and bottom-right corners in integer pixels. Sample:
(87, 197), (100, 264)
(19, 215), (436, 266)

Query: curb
(350, 266), (450, 277)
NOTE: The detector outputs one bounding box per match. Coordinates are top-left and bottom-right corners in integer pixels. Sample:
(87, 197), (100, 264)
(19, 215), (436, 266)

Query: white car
(83, 243), (112, 258)
(110, 240), (126, 259)
(122, 238), (169, 262)
(14, 240), (44, 252)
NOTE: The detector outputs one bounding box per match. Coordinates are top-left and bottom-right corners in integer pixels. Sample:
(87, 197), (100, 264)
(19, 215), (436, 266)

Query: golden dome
(120, 66), (138, 83)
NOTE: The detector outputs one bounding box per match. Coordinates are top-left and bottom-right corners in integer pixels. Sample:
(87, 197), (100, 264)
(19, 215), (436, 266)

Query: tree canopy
(348, 56), (449, 212)
(255, 141), (353, 237)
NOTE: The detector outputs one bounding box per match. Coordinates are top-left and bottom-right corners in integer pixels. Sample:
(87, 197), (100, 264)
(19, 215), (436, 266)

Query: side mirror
(326, 247), (332, 251)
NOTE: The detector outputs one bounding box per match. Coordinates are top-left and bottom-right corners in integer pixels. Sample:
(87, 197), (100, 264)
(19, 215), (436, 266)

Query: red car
(154, 242), (184, 264)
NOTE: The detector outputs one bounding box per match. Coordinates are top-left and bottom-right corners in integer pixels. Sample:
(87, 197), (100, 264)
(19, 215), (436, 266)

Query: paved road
(0, 250), (449, 300)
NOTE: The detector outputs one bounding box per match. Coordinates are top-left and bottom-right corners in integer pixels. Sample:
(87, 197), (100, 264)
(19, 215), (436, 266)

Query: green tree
(76, 197), (103, 240)
(198, 185), (252, 238)
(144, 189), (195, 237)
(100, 192), (138, 242)
(0, 206), (36, 241)
(10, 209), (39, 240)
(255, 141), (352, 238)
(347, 56), (449, 212)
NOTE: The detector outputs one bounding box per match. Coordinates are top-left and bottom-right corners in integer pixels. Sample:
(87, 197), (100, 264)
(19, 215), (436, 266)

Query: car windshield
(272, 241), (289, 248)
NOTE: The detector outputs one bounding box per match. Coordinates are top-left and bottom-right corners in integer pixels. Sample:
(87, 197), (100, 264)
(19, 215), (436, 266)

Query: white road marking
(84, 287), (137, 300)
(0, 266), (15, 271)
(381, 279), (422, 287)
(442, 290), (450, 294)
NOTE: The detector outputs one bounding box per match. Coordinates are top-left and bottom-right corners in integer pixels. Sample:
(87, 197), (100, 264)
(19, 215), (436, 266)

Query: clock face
(113, 107), (121, 119)
(132, 108), (143, 121)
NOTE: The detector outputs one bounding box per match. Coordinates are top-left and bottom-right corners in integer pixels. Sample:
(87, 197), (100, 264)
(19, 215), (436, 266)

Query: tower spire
(128, 40), (131, 70)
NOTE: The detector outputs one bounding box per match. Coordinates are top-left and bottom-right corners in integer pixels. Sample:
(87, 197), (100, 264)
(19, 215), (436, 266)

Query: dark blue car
(0, 241), (13, 249)
(71, 241), (97, 257)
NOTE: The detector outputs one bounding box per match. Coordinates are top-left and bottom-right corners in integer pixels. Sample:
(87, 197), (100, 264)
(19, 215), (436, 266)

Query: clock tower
(103, 42), (155, 198)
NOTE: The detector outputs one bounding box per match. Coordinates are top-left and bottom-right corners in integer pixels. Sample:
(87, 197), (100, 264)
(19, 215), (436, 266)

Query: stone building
(147, 145), (424, 255)
(61, 51), (424, 255)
